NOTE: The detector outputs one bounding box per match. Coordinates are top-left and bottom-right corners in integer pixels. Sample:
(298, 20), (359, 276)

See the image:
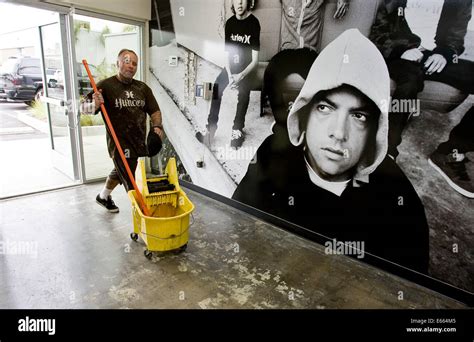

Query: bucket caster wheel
(130, 233), (138, 242)
(144, 250), (153, 259)
(179, 244), (188, 252)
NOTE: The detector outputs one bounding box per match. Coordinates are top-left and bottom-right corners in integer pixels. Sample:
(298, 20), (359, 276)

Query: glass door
(38, 15), (80, 180)
(72, 13), (143, 181)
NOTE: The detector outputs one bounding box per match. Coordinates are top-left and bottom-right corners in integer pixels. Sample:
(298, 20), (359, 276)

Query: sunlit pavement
(0, 102), (73, 197)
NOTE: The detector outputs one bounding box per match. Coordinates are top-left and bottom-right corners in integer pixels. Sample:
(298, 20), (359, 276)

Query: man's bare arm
(150, 110), (164, 140)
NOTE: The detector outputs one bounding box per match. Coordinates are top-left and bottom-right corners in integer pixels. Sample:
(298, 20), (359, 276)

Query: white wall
(170, 0), (227, 68)
(0, 28), (41, 65)
(0, 28), (38, 50)
(0, 47), (34, 64)
(169, 0), (282, 67)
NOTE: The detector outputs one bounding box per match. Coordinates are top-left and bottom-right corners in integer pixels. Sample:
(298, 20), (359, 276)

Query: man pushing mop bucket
(81, 51), (194, 258)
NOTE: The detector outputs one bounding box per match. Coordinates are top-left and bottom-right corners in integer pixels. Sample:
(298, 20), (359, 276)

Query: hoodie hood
(287, 29), (390, 186)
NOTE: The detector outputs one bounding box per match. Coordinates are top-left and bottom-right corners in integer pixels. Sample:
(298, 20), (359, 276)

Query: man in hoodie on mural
(369, 0), (474, 198)
(262, 0), (349, 139)
(233, 29), (429, 273)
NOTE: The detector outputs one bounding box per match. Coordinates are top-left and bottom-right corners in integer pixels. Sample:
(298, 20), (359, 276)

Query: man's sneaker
(428, 151), (474, 198)
(96, 194), (120, 213)
(230, 129), (244, 149)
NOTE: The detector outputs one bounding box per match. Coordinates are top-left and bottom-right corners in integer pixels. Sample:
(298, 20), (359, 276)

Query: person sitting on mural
(369, 0), (474, 197)
(429, 106), (473, 198)
(262, 0), (349, 140)
(81, 49), (164, 213)
(233, 29), (429, 273)
(195, 0), (260, 149)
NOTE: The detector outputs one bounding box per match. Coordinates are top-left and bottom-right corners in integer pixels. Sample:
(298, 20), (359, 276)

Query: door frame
(38, 16), (81, 181)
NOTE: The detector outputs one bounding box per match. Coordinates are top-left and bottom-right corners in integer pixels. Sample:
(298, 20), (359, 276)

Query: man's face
(233, 0), (249, 17)
(117, 52), (138, 80)
(305, 87), (377, 182)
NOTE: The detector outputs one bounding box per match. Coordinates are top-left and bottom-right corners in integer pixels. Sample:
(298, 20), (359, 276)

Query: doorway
(0, 3), (77, 198)
(72, 13), (143, 181)
(0, 2), (144, 198)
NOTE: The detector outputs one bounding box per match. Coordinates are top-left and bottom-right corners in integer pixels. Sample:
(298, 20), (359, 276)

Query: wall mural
(149, 0), (474, 299)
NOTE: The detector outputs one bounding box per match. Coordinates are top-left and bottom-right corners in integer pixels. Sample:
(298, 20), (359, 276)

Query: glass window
(73, 14), (142, 180)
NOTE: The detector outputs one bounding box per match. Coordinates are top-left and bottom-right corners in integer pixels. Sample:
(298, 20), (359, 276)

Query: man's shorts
(109, 154), (138, 192)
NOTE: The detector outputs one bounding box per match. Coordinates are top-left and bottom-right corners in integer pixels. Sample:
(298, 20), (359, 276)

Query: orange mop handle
(82, 59), (151, 216)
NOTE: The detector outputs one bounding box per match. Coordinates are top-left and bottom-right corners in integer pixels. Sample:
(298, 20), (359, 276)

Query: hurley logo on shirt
(115, 91), (145, 109)
(230, 33), (251, 44)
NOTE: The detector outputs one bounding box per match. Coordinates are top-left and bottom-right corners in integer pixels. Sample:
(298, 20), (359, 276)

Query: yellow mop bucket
(128, 158), (194, 258)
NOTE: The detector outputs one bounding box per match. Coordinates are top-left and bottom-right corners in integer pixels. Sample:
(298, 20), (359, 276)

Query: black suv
(0, 57), (43, 104)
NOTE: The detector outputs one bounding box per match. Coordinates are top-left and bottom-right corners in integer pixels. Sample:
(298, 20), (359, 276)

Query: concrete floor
(0, 183), (465, 309)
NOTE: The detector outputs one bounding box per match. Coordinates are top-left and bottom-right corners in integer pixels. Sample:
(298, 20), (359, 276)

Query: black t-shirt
(225, 14), (260, 74)
(88, 76), (160, 158)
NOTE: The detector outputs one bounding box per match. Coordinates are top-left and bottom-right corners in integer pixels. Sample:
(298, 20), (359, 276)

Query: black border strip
(1, 309), (473, 339)
(180, 180), (473, 306)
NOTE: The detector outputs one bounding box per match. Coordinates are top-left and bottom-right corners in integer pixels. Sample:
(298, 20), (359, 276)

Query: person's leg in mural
(231, 70), (260, 148)
(389, 52), (474, 197)
(370, 0), (472, 164)
(386, 55), (474, 197)
(386, 58), (425, 158)
(196, 69), (229, 146)
(196, 0), (261, 148)
(387, 52), (474, 158)
(429, 106), (474, 198)
(422, 55), (474, 198)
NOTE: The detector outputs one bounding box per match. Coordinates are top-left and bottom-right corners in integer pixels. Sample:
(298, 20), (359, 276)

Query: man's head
(117, 49), (138, 82)
(303, 84), (380, 181)
(231, 0), (255, 17)
(287, 29), (390, 184)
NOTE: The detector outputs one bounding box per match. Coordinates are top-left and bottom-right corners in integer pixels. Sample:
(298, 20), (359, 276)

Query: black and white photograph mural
(148, 0), (473, 296)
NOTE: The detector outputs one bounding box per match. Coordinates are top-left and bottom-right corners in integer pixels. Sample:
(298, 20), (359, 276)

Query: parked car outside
(0, 71), (8, 100)
(0, 56), (43, 105)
